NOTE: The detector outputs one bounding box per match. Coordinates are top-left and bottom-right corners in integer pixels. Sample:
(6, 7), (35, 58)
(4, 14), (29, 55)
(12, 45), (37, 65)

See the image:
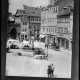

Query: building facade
(15, 5), (41, 41)
(15, 9), (29, 41)
(40, 0), (74, 50)
(57, 0), (74, 50)
(7, 13), (21, 40)
(57, 14), (70, 49)
(40, 4), (58, 44)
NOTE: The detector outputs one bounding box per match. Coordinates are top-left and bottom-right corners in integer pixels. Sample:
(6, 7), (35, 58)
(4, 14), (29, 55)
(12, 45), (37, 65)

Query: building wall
(40, 10), (47, 34)
(68, 11), (73, 50)
(41, 6), (58, 35)
(15, 16), (21, 24)
(41, 6), (58, 44)
(70, 11), (73, 40)
(21, 23), (29, 36)
(57, 15), (73, 49)
(29, 16), (41, 36)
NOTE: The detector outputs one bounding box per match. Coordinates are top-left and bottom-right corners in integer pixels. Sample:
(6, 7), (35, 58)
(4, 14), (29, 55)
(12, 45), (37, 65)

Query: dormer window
(69, 5), (74, 7)
(32, 12), (35, 15)
(63, 7), (67, 9)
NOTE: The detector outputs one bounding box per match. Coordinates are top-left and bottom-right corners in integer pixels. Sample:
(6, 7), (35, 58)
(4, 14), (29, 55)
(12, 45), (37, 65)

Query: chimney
(23, 4), (26, 10)
(49, 0), (57, 5)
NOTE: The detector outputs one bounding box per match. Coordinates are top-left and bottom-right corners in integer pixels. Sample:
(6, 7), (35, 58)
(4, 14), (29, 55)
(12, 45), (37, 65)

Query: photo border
(1, 0), (79, 80)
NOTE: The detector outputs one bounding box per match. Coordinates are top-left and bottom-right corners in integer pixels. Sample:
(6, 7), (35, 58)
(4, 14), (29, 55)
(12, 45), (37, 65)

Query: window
(53, 28), (54, 33)
(49, 28), (50, 32)
(54, 7), (55, 13)
(51, 28), (52, 32)
(64, 28), (68, 33)
(34, 18), (37, 21)
(25, 22), (27, 25)
(23, 23), (24, 25)
(55, 7), (57, 13)
(39, 18), (41, 21)
(57, 28), (59, 33)
(22, 29), (24, 32)
(61, 28), (63, 33)
(18, 33), (20, 36)
(43, 28), (45, 31)
(58, 28), (60, 33)
(34, 26), (35, 29)
(25, 29), (27, 32)
(50, 8), (51, 13)
(30, 18), (33, 21)
(47, 28), (48, 32)
(55, 28), (56, 33)
(30, 31), (32, 34)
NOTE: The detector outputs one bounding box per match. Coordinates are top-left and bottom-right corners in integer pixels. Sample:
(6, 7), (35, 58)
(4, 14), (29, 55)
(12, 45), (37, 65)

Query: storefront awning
(39, 34), (46, 38)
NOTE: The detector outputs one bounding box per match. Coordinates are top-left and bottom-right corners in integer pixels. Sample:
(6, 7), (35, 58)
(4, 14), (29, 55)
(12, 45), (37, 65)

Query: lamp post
(45, 8), (49, 61)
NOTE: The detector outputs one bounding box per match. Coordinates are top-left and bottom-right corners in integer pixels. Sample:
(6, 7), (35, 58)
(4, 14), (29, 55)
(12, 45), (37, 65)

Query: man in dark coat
(47, 65), (52, 78)
(51, 64), (54, 77)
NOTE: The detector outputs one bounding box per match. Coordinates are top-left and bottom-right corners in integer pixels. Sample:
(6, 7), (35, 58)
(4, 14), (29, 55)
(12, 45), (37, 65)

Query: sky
(9, 0), (49, 14)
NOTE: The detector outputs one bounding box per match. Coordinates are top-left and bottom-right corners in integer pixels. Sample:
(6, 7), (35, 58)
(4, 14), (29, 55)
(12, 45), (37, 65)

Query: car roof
(34, 55), (46, 57)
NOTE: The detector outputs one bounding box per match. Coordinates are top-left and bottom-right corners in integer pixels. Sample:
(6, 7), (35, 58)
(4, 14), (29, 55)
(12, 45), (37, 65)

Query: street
(6, 40), (72, 78)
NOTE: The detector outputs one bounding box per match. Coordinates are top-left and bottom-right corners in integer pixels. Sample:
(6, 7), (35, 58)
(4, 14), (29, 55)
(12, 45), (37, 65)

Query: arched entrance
(10, 27), (17, 39)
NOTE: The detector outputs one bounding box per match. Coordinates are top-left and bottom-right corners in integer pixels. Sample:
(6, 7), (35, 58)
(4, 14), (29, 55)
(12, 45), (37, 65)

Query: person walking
(47, 65), (52, 78)
(51, 64), (54, 77)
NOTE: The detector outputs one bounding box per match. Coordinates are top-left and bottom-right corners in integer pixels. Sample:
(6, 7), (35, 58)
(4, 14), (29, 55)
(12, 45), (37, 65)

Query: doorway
(10, 27), (17, 39)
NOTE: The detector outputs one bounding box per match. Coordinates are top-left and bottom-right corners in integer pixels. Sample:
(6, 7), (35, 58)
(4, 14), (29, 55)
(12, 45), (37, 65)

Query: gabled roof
(58, 8), (70, 16)
(15, 9), (27, 16)
(58, 0), (74, 12)
(47, 0), (63, 8)
(25, 6), (41, 17)
(58, 0), (74, 16)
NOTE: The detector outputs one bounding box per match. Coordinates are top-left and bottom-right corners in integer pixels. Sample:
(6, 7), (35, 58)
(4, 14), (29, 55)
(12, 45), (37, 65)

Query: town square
(6, 0), (74, 78)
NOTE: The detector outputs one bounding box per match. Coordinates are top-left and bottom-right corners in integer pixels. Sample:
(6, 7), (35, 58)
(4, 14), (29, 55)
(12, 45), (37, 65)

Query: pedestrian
(47, 65), (52, 78)
(51, 64), (54, 77)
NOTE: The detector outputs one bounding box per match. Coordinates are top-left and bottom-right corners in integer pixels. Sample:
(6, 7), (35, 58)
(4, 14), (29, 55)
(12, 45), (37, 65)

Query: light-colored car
(7, 39), (18, 49)
(33, 55), (47, 60)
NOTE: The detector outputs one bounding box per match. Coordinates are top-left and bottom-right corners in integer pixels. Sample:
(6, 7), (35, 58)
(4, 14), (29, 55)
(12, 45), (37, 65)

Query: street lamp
(45, 8), (49, 61)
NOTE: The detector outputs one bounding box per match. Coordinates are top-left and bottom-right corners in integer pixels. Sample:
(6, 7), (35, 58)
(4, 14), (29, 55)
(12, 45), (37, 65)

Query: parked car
(33, 48), (45, 55)
(10, 44), (20, 49)
(33, 55), (47, 60)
